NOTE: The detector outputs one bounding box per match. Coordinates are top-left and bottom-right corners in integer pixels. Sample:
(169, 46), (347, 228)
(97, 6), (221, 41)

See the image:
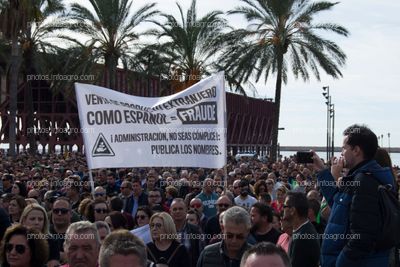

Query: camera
(296, 151), (313, 164)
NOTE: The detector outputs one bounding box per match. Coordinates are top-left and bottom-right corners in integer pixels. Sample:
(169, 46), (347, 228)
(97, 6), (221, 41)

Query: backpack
(363, 172), (400, 250)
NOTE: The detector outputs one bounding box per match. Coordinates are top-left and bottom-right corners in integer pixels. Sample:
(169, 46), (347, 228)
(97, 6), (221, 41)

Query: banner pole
(222, 72), (228, 194)
(89, 169), (95, 198)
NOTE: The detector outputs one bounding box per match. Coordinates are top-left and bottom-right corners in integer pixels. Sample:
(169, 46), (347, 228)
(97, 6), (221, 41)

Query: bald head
(216, 195), (232, 213)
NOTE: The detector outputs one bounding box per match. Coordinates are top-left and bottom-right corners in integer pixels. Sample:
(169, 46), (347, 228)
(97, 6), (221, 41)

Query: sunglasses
(149, 195), (160, 198)
(95, 208), (108, 214)
(136, 215), (147, 220)
(95, 193), (105, 197)
(5, 244), (27, 254)
(190, 203), (202, 209)
(53, 208), (69, 215)
(150, 223), (162, 229)
(217, 203), (230, 208)
(120, 187), (129, 189)
(283, 205), (292, 209)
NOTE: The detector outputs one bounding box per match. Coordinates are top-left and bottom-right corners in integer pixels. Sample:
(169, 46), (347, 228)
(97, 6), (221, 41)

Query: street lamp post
(381, 134), (384, 147)
(331, 104), (335, 158)
(388, 133), (391, 154)
(322, 86), (330, 161)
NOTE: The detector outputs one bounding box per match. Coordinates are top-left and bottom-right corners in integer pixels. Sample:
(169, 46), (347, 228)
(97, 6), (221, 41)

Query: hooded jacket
(317, 160), (394, 267)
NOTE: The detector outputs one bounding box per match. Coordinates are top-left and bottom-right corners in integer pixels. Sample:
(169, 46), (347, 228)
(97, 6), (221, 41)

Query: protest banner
(75, 72), (226, 169)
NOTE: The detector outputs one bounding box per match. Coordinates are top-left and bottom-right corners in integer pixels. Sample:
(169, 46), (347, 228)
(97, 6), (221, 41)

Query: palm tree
(0, 0), (63, 155)
(0, 0), (33, 156)
(222, 0), (349, 161)
(60, 0), (158, 89)
(151, 0), (230, 92)
(20, 0), (65, 154)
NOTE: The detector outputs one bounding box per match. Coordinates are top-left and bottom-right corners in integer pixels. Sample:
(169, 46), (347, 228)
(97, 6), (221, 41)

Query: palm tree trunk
(270, 50), (284, 162)
(8, 37), (21, 157)
(23, 46), (36, 155)
(105, 55), (117, 89)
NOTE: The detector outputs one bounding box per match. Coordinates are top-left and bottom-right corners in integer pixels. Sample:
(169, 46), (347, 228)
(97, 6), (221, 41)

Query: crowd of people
(0, 124), (399, 267)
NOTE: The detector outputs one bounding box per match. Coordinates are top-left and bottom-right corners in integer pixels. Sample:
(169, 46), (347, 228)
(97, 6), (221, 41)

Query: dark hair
(107, 172), (116, 179)
(149, 188), (164, 199)
(132, 178), (141, 185)
(240, 242), (291, 267)
(135, 206), (153, 226)
(85, 199), (108, 223)
(286, 192), (309, 219)
(0, 224), (49, 267)
(251, 202), (273, 223)
(254, 180), (267, 197)
(108, 211), (127, 230)
(67, 176), (81, 192)
(187, 209), (200, 222)
(13, 181), (28, 198)
(10, 195), (27, 212)
(109, 197), (124, 212)
(239, 179), (249, 187)
(259, 192), (272, 203)
(308, 199), (321, 217)
(53, 197), (71, 208)
(2, 174), (14, 182)
(343, 124), (378, 160)
(374, 147), (397, 191)
(165, 186), (178, 198)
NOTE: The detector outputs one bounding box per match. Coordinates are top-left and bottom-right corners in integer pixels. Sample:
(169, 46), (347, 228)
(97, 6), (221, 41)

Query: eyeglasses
(149, 195), (160, 198)
(94, 193), (105, 197)
(150, 223), (163, 229)
(53, 208), (69, 215)
(95, 208), (108, 214)
(136, 215), (147, 220)
(217, 203), (230, 208)
(190, 203), (202, 209)
(5, 243), (27, 254)
(225, 233), (246, 240)
(283, 205), (292, 209)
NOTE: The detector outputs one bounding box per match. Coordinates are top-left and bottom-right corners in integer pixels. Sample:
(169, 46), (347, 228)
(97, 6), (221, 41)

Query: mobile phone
(296, 151), (313, 164)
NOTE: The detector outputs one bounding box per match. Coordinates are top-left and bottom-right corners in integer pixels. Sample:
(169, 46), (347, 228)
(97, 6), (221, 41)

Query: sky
(67, 0), (400, 148)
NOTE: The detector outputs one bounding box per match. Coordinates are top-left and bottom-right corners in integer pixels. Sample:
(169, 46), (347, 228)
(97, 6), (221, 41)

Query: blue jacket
(317, 160), (394, 267)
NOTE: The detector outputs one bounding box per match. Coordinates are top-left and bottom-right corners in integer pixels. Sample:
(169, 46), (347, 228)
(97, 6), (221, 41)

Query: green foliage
(59, 0), (159, 89)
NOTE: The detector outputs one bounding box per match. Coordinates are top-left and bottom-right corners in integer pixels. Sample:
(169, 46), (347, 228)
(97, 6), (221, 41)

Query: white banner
(75, 72), (226, 169)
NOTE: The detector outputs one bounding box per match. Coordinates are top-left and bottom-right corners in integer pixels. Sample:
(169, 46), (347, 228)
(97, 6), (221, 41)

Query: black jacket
(289, 221), (320, 267)
(0, 208), (10, 240)
(123, 192), (148, 215)
(205, 214), (220, 244)
(197, 241), (251, 267)
(179, 222), (204, 267)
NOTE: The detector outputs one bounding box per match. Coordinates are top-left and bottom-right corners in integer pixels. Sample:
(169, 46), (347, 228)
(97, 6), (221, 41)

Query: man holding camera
(312, 124), (395, 267)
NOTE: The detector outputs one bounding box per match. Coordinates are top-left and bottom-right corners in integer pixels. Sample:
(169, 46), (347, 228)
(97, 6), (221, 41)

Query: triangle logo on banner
(92, 133), (115, 157)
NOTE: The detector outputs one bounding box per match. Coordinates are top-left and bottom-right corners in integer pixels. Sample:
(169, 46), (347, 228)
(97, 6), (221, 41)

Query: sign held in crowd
(75, 72), (227, 169)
